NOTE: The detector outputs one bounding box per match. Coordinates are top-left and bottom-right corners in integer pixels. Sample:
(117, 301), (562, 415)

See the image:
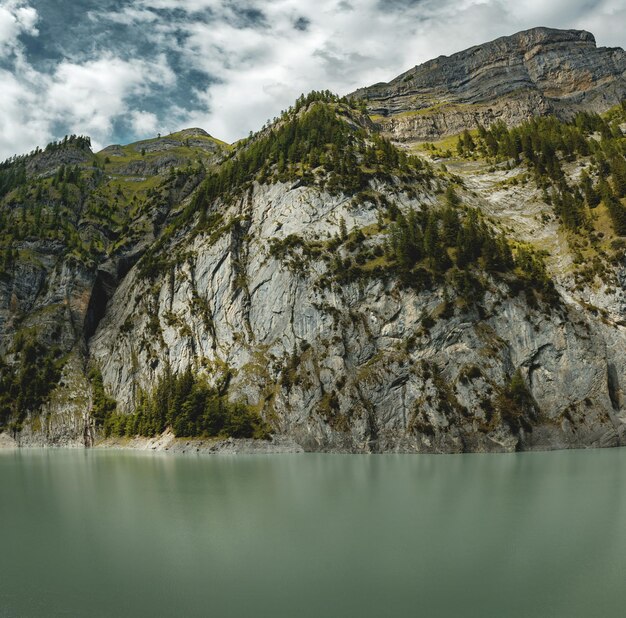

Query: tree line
(98, 367), (270, 440)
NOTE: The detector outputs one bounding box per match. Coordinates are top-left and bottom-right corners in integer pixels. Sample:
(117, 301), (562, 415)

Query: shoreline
(3, 430), (625, 456)
(0, 430), (304, 455)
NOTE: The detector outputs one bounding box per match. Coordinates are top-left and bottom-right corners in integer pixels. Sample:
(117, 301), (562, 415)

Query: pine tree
(611, 155), (626, 198)
(339, 216), (348, 241)
(445, 185), (461, 208)
(424, 212), (447, 270)
(442, 207), (460, 244)
(580, 170), (600, 208)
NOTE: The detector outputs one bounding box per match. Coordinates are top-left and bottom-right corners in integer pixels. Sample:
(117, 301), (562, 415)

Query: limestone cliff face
(87, 176), (626, 453)
(0, 134), (221, 446)
(352, 28), (626, 142)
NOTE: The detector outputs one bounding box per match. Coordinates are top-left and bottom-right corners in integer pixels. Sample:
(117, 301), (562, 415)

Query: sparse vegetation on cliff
(0, 333), (64, 434)
(456, 109), (626, 235)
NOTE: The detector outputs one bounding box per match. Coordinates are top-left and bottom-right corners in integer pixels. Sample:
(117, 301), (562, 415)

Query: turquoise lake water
(1, 448), (625, 617)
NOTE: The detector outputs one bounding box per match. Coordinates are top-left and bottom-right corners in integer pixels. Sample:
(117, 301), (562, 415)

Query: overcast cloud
(0, 0), (625, 158)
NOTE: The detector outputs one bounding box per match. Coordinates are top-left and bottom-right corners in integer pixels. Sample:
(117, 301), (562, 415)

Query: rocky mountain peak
(352, 27), (626, 143)
(23, 136), (93, 178)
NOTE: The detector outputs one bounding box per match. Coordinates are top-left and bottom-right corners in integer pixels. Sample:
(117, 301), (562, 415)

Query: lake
(1, 448), (625, 617)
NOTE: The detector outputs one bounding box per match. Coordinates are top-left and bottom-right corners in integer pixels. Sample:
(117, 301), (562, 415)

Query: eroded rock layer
(352, 28), (626, 142)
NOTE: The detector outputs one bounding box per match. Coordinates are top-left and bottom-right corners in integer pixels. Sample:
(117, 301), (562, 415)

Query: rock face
(0, 133), (221, 447)
(351, 28), (626, 142)
(86, 178), (626, 454)
(25, 142), (94, 177)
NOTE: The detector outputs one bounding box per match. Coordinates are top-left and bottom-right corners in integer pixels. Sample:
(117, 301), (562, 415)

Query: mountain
(1, 33), (626, 454)
(351, 27), (626, 143)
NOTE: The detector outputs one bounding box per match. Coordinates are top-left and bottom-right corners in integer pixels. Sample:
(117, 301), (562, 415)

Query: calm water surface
(1, 448), (626, 617)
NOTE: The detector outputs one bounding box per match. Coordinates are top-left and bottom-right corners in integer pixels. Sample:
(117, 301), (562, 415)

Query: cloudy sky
(1, 0), (625, 159)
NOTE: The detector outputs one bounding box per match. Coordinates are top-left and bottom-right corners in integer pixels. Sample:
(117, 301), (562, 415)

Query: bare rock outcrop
(352, 28), (626, 142)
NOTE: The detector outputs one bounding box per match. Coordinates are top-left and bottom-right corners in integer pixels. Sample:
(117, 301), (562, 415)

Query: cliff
(351, 27), (626, 143)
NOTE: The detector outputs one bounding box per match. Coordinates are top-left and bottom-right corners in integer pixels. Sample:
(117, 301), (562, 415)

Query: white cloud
(0, 0), (624, 159)
(47, 55), (176, 140)
(88, 7), (160, 26)
(0, 49), (177, 158)
(0, 0), (38, 54)
(0, 68), (48, 159)
(130, 110), (160, 135)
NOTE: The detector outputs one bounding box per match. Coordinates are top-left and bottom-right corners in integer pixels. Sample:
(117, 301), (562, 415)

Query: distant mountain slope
(351, 27), (626, 143)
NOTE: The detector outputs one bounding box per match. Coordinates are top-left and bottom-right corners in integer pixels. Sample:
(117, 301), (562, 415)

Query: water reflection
(0, 448), (625, 617)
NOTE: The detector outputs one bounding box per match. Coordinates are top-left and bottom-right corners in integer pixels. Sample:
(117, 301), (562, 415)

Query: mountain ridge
(351, 26), (626, 143)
